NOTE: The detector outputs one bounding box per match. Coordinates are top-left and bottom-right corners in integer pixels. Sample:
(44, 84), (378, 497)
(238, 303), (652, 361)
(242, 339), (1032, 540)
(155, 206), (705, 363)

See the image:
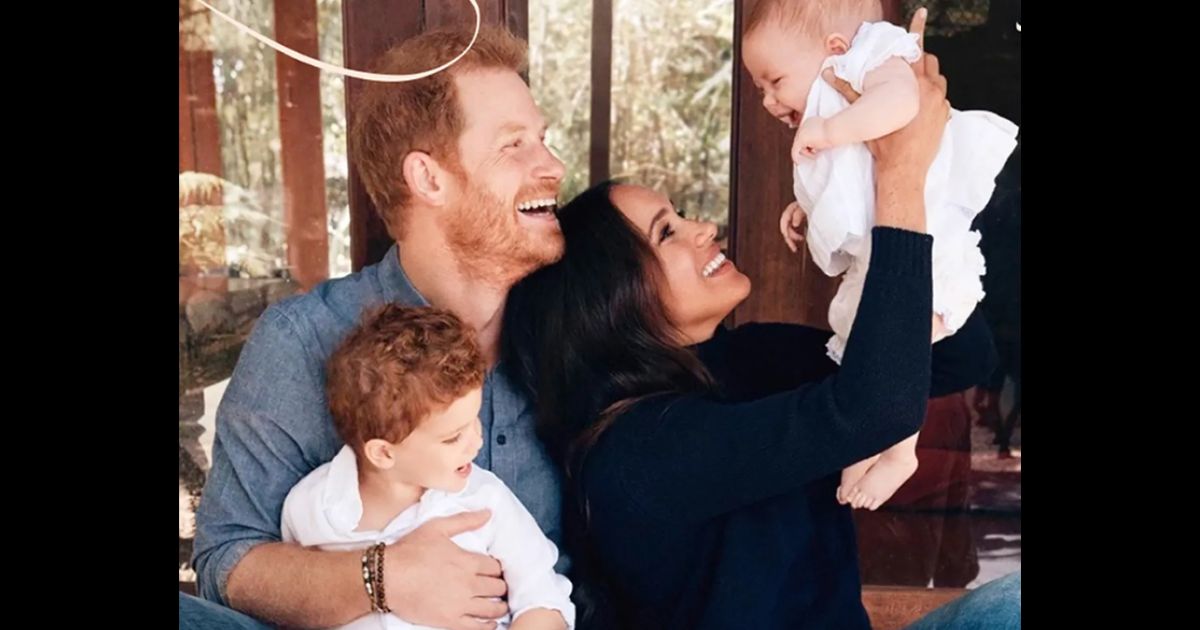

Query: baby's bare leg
(838, 455), (880, 505)
(845, 432), (920, 511)
(932, 313), (948, 343)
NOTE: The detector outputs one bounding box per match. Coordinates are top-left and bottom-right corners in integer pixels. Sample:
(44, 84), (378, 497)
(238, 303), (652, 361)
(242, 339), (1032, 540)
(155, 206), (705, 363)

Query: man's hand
(387, 510), (509, 630)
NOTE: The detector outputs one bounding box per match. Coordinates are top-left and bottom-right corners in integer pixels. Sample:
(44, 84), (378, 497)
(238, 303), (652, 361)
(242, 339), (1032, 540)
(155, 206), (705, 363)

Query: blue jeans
(179, 571), (1020, 629)
(907, 571), (1021, 630)
(179, 592), (272, 630)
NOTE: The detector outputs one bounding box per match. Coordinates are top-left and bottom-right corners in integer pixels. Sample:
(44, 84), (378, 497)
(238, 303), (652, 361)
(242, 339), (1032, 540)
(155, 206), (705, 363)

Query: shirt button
(496, 434), (507, 445)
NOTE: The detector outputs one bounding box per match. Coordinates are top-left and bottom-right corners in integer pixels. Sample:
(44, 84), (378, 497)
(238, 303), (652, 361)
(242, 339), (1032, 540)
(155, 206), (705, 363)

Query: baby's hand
(779, 201), (807, 253)
(791, 116), (834, 162)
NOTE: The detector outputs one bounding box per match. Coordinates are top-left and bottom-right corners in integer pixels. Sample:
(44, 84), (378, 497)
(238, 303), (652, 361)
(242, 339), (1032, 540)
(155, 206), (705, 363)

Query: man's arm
(193, 308), (508, 629)
(192, 308), (372, 626)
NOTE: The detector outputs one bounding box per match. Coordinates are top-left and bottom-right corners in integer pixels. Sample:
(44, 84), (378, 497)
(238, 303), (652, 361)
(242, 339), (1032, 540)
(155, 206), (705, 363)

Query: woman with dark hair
(502, 50), (1000, 630)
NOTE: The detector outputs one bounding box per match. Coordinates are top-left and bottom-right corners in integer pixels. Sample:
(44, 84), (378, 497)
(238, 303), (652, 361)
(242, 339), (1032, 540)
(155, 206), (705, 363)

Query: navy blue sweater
(577, 228), (996, 629)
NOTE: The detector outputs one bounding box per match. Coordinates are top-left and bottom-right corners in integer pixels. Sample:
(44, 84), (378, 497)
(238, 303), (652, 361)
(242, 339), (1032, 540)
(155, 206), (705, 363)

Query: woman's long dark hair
(503, 180), (715, 477)
(502, 180), (716, 628)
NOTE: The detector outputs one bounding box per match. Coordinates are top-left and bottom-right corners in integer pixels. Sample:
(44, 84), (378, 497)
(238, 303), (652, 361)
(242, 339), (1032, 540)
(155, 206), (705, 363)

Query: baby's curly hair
(326, 304), (486, 454)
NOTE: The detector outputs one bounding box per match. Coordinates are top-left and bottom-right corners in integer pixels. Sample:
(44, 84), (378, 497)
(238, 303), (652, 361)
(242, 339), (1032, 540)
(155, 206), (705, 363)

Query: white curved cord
(195, 0), (481, 82)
